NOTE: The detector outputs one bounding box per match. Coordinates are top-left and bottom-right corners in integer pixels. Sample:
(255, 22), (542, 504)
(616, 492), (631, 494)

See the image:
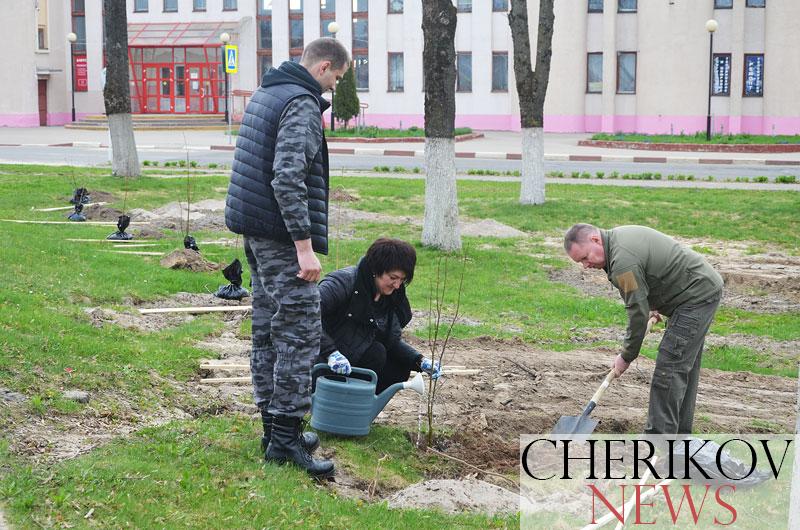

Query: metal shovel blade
(551, 412), (598, 438)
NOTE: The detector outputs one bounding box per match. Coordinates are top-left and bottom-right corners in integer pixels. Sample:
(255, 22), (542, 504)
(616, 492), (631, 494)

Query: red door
(141, 64), (173, 113)
(38, 80), (47, 126)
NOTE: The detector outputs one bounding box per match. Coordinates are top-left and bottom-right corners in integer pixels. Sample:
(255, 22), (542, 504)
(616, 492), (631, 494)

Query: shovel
(551, 316), (658, 439)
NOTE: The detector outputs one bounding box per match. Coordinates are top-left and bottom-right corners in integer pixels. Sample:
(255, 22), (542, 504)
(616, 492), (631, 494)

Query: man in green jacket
(564, 224), (724, 435)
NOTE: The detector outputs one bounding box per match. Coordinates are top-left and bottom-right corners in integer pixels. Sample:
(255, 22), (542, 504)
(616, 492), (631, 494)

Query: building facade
(1, 0), (798, 134)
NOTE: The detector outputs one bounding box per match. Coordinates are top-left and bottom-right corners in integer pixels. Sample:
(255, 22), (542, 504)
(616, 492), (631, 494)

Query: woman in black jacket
(318, 238), (440, 393)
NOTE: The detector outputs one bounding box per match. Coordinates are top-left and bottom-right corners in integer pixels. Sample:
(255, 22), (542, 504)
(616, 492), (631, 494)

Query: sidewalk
(1, 127), (798, 166)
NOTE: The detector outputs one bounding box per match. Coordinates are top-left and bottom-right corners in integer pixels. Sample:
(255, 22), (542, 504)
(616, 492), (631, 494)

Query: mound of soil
(85, 306), (193, 333)
(330, 188), (359, 202)
(160, 249), (220, 272)
(387, 479), (523, 516)
(82, 204), (124, 221)
(132, 226), (166, 239)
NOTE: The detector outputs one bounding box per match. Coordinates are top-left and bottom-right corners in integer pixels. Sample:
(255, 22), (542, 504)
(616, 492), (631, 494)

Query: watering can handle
(311, 363), (378, 385)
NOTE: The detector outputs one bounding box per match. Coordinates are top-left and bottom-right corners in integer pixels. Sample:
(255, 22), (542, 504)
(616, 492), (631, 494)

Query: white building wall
(1, 0), (799, 132)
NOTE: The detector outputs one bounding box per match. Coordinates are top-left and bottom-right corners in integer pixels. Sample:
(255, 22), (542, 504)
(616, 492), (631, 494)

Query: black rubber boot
(266, 416), (334, 479)
(260, 410), (320, 454)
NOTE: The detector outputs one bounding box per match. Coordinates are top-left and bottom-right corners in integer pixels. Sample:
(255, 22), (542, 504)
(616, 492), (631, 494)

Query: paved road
(2, 146), (800, 182)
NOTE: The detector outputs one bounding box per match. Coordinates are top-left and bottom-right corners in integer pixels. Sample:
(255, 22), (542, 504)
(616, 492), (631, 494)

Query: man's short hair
(364, 238), (417, 285)
(301, 38), (350, 70)
(564, 223), (600, 252)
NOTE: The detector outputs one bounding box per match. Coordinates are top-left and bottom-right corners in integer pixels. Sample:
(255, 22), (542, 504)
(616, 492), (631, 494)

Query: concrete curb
(10, 142), (800, 165)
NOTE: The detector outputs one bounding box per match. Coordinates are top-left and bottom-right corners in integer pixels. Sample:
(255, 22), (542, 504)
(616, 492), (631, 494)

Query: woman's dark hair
(364, 238), (417, 284)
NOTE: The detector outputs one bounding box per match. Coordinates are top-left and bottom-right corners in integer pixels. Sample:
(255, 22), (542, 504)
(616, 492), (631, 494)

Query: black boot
(260, 410), (320, 454)
(266, 416), (334, 478)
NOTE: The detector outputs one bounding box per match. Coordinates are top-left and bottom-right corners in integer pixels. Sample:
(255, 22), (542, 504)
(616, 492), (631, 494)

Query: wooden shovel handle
(590, 316), (659, 405)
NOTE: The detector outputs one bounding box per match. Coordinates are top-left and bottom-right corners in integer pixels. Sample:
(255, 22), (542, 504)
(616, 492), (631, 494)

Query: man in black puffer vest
(224, 38), (349, 479)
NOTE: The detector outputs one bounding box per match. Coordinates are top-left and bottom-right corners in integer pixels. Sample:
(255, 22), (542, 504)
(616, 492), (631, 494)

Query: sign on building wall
(75, 55), (88, 92)
(744, 54), (764, 96)
(712, 55), (730, 95)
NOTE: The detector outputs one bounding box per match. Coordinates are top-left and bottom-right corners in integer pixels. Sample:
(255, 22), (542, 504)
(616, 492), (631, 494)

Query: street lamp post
(327, 21), (339, 132)
(67, 32), (77, 122)
(705, 19), (718, 142)
(220, 32), (231, 126)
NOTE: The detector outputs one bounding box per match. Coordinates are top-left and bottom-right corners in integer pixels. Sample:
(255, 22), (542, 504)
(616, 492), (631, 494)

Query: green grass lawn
(591, 132), (800, 145)
(0, 164), (797, 527)
(326, 126), (472, 138)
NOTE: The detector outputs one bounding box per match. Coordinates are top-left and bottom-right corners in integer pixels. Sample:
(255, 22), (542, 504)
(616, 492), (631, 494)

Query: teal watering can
(310, 364), (425, 436)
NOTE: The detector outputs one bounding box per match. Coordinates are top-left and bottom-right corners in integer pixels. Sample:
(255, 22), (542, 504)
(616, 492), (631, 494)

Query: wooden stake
(199, 376), (250, 384)
(66, 238), (152, 243)
(112, 243), (160, 248)
(98, 250), (165, 256)
(139, 305), (252, 315)
(34, 202), (108, 212)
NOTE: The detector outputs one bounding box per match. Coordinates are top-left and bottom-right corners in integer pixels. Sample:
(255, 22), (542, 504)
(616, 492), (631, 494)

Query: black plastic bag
(67, 202), (86, 222)
(70, 187), (91, 205)
(215, 258), (250, 300)
(184, 235), (200, 252)
(107, 214), (133, 241)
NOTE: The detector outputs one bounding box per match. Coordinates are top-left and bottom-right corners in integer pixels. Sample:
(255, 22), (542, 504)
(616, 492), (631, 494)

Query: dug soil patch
(160, 249), (221, 272)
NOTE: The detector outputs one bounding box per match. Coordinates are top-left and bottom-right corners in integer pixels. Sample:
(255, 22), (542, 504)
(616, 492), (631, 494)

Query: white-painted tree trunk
(789, 365), (800, 530)
(107, 113), (140, 178)
(519, 127), (545, 205)
(422, 137), (461, 251)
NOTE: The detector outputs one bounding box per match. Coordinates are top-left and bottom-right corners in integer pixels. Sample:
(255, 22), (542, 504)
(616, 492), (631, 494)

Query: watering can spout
(371, 372), (425, 421)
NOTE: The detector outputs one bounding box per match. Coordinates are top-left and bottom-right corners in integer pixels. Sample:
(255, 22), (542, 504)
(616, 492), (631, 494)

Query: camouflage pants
(645, 293), (721, 435)
(244, 236), (321, 418)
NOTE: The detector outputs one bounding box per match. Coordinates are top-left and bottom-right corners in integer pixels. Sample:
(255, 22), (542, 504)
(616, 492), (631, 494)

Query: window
(714, 0), (733, 8)
(353, 0), (368, 12)
(388, 53), (404, 91)
(618, 0), (636, 12)
(290, 52), (302, 63)
(258, 1), (273, 84)
(320, 0), (335, 37)
(388, 0), (403, 14)
(746, 0), (765, 6)
(456, 52), (472, 92)
(712, 54), (731, 95)
(258, 0), (272, 14)
(163, 0), (177, 12)
(72, 0), (84, 10)
(38, 26), (48, 50)
(259, 19), (272, 48)
(223, 0), (237, 10)
(589, 0), (603, 13)
(259, 55), (273, 80)
(616, 52), (636, 93)
(493, 0), (508, 11)
(353, 18), (368, 48)
(587, 52), (602, 93)
(743, 54), (764, 96)
(290, 19), (304, 49)
(134, 0), (148, 12)
(457, 0), (472, 13)
(354, 54), (369, 90)
(193, 0), (206, 11)
(492, 52), (508, 91)
(290, 0), (303, 12)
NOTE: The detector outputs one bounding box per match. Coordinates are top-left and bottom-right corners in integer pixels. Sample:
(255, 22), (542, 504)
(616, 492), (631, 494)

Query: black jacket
(318, 259), (420, 368)
(224, 61), (331, 254)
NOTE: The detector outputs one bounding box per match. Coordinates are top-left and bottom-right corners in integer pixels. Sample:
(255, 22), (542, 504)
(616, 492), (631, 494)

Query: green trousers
(644, 293), (722, 435)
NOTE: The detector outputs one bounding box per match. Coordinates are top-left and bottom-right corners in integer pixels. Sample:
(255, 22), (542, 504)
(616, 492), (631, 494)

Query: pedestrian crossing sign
(225, 45), (238, 74)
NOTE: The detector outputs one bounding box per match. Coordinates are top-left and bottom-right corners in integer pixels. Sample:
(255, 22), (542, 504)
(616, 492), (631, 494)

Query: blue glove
(327, 351), (351, 375)
(420, 357), (441, 380)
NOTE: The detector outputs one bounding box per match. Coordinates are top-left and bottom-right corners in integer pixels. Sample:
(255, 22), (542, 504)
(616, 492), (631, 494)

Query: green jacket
(601, 226), (723, 362)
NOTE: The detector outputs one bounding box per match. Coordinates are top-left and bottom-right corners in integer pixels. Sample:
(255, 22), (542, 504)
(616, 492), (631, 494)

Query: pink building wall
(353, 113), (800, 135)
